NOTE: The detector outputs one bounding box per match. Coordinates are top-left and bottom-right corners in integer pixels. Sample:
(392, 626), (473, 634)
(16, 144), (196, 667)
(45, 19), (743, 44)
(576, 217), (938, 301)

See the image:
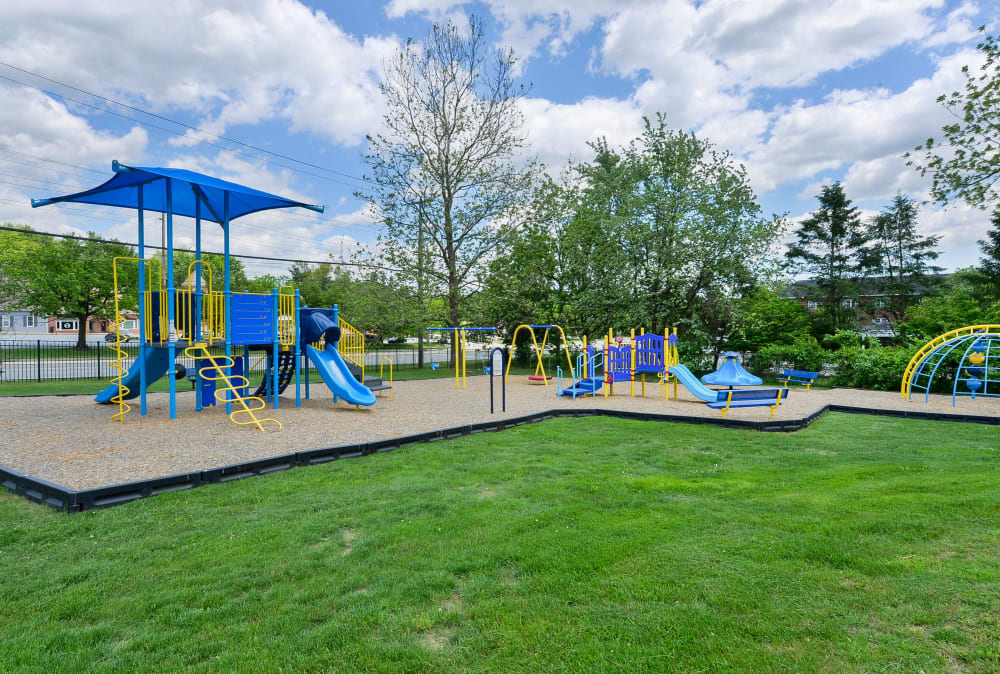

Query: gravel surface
(2, 376), (999, 490)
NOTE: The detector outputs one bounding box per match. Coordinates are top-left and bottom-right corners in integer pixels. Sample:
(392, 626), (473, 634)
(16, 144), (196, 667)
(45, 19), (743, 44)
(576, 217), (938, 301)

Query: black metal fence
(0, 340), (503, 385)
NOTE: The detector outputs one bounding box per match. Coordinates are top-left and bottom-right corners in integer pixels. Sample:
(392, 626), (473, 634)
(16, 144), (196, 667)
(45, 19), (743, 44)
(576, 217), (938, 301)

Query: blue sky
(0, 0), (994, 276)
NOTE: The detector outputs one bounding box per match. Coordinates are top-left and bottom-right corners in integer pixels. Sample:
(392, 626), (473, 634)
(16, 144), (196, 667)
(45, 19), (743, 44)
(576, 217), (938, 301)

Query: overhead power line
(0, 62), (373, 190)
(0, 224), (397, 272)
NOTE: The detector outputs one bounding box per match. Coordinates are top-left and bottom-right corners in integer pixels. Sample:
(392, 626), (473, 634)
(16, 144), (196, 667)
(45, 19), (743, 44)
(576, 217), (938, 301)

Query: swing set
(504, 324), (575, 385)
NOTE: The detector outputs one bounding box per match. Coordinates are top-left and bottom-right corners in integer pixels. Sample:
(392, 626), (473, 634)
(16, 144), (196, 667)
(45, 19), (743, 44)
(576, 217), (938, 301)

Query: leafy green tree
(0, 226), (136, 348)
(361, 16), (536, 364)
(978, 209), (1000, 297)
(907, 27), (1000, 208)
(728, 288), (812, 353)
(786, 182), (868, 332)
(289, 262), (335, 307)
(860, 194), (942, 320)
(900, 268), (1000, 339)
(167, 252), (249, 293)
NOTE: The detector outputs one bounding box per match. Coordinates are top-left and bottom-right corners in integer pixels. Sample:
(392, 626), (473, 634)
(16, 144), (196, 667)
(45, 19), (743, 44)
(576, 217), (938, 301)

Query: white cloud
(0, 0), (397, 147)
(519, 96), (644, 171)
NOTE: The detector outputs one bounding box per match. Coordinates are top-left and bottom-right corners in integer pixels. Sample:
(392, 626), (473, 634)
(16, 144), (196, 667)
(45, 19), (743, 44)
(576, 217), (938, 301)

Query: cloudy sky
(0, 0), (994, 276)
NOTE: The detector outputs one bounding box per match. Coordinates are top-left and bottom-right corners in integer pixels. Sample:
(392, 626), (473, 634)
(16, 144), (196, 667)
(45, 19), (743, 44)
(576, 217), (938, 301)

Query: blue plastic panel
(231, 294), (274, 345)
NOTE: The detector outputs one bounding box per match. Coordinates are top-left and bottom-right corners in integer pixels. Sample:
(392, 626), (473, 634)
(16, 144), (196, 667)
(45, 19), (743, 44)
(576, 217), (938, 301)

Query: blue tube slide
(305, 344), (376, 406)
(668, 364), (724, 403)
(95, 348), (171, 403)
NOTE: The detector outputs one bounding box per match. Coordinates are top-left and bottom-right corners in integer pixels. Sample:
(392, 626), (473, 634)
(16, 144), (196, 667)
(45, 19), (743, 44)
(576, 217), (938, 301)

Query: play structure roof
(31, 160), (324, 223)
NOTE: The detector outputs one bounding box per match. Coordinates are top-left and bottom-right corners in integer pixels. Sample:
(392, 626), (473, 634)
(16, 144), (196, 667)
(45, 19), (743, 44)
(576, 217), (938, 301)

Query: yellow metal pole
(640, 327), (645, 397)
(552, 324), (575, 380)
(583, 335), (588, 379)
(630, 328), (635, 397)
(537, 328), (551, 384)
(672, 327), (678, 399)
(454, 328), (460, 390)
(607, 328), (613, 396)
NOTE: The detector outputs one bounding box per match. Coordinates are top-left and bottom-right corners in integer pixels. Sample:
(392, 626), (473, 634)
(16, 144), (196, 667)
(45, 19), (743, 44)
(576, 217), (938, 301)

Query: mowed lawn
(1, 414), (999, 672)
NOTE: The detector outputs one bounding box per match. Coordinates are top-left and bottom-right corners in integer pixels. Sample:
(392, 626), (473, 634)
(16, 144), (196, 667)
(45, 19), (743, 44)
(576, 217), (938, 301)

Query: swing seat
(527, 375), (552, 382)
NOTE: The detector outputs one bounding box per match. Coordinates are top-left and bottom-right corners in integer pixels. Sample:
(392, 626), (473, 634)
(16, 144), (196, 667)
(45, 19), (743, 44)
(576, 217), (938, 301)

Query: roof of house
(780, 274), (949, 299)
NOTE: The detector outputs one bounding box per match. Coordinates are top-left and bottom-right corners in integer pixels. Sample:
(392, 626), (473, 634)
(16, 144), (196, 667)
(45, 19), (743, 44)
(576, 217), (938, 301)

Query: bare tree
(360, 16), (536, 364)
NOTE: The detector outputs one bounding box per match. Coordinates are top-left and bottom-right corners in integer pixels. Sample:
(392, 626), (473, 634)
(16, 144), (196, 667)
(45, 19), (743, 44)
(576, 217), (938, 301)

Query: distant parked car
(104, 331), (130, 343)
(385, 336), (406, 344)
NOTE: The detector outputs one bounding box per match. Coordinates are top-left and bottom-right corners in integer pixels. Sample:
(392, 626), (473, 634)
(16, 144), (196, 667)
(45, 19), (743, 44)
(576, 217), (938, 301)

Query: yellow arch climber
(901, 324), (1000, 398)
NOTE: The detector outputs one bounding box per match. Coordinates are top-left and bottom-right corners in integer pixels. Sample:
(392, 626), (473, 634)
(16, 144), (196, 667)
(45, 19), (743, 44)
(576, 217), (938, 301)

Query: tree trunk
(75, 314), (89, 350)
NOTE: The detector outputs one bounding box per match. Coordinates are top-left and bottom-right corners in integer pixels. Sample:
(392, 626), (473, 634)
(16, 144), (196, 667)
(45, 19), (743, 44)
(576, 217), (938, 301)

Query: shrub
(755, 336), (827, 373)
(829, 345), (913, 391)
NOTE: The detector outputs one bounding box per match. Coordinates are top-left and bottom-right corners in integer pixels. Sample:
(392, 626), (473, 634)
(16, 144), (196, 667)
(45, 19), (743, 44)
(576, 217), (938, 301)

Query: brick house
(781, 274), (948, 338)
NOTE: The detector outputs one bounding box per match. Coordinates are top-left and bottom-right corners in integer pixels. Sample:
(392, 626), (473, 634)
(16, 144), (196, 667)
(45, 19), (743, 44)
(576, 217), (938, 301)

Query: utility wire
(0, 64), (372, 190)
(0, 60), (371, 184)
(0, 224), (398, 272)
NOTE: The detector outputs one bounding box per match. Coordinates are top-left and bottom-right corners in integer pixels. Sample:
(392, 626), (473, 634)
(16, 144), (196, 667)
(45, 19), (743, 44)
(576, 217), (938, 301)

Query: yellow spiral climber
(184, 343), (281, 431)
(108, 318), (131, 422)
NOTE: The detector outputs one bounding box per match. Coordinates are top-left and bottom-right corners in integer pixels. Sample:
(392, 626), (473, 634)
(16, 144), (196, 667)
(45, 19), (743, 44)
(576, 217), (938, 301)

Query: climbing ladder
(184, 343), (281, 431)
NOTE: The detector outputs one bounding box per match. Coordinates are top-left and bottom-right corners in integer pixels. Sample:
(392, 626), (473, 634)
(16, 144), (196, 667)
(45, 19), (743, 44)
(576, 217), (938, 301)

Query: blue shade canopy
(31, 160), (324, 223)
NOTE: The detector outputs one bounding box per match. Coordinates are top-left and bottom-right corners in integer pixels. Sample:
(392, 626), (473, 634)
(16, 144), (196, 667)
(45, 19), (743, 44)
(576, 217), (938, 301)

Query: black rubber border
(3, 404), (998, 513)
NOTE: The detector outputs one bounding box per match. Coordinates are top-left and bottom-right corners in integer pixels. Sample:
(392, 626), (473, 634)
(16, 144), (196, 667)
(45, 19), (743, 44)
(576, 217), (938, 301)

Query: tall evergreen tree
(785, 182), (868, 332)
(978, 208), (1000, 298)
(862, 194), (942, 320)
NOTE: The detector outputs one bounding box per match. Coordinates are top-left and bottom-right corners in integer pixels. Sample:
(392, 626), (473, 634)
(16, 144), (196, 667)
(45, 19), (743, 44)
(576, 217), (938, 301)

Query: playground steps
(559, 376), (604, 397)
(343, 359), (392, 394)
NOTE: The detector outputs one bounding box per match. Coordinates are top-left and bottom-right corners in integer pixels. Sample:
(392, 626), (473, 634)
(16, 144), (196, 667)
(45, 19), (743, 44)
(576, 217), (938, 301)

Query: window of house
(806, 300), (819, 309)
(121, 320), (137, 330)
(1, 315), (10, 328)
(24, 315), (36, 328)
(841, 298), (858, 308)
(59, 319), (78, 331)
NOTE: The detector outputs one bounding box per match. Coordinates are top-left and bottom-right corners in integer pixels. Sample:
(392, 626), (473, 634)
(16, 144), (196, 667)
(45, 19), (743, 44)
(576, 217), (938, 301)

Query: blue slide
(95, 348), (171, 403)
(306, 343), (376, 406)
(668, 364), (724, 403)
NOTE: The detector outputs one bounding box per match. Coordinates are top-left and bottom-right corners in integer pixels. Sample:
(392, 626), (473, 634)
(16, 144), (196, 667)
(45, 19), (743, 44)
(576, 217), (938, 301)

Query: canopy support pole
(224, 192), (233, 416)
(166, 178), (177, 420)
(138, 185), (147, 416)
(194, 199), (203, 412)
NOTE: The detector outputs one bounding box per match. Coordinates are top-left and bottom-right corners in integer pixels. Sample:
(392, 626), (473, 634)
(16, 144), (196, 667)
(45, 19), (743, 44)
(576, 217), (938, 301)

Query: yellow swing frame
(504, 324), (576, 384)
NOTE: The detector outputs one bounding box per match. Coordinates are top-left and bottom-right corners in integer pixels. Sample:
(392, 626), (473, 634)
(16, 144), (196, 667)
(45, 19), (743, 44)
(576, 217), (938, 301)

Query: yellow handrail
(900, 325), (1000, 398)
(380, 356), (393, 399)
(184, 343), (281, 431)
(278, 291), (296, 346)
(338, 315), (366, 380)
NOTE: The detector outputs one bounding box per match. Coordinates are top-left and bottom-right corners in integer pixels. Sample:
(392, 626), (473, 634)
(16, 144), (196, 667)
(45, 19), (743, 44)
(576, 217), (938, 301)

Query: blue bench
(706, 388), (789, 418)
(776, 368), (818, 391)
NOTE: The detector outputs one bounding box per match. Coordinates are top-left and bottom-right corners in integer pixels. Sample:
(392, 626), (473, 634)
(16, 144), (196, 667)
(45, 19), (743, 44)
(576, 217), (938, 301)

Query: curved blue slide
(95, 348), (171, 403)
(668, 364), (724, 403)
(306, 343), (376, 406)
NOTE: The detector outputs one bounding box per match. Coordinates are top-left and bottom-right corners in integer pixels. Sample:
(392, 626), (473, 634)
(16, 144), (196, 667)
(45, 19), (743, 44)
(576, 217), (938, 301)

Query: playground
(4, 375), (999, 494)
(2, 165), (1000, 672)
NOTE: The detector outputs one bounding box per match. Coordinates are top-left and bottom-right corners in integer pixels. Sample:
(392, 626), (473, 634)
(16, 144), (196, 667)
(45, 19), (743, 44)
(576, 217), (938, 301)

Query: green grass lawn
(2, 414), (998, 671)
